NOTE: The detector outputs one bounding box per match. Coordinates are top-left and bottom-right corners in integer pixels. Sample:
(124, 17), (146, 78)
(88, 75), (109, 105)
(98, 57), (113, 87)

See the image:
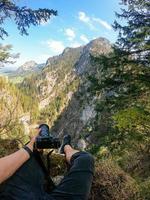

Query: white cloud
(78, 11), (95, 30)
(78, 11), (90, 23)
(15, 56), (29, 67)
(80, 35), (89, 43)
(65, 28), (76, 41)
(78, 11), (112, 31)
(35, 54), (51, 63)
(14, 54), (50, 68)
(47, 40), (65, 54)
(92, 17), (112, 30)
(70, 41), (82, 48)
(92, 36), (97, 40)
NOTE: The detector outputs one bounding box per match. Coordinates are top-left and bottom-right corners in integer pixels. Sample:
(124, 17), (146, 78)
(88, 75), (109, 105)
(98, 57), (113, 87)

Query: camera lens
(39, 124), (50, 137)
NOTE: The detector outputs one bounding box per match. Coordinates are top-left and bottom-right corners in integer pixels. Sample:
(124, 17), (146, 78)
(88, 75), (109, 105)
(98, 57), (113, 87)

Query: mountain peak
(19, 61), (37, 70)
(74, 37), (112, 75)
(16, 61), (38, 74)
(62, 47), (72, 54)
(85, 37), (111, 56)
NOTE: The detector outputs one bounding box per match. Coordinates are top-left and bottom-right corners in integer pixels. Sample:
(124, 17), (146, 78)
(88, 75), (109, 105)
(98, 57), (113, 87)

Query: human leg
(50, 145), (94, 200)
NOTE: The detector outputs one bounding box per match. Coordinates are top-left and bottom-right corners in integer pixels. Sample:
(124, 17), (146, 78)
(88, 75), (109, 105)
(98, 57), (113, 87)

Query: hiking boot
(59, 135), (71, 154)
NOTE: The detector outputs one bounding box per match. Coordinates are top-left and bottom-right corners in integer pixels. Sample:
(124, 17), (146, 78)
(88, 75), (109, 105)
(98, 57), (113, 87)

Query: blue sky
(2, 0), (121, 69)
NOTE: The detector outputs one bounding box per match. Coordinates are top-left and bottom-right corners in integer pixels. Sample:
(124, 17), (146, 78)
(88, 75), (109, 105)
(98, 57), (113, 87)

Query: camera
(34, 124), (61, 149)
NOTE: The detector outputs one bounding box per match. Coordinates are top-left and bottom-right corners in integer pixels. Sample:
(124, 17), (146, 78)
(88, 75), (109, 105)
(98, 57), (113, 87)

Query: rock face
(45, 47), (83, 72)
(75, 37), (111, 75)
(77, 139), (87, 150)
(80, 105), (96, 125)
(48, 38), (111, 143)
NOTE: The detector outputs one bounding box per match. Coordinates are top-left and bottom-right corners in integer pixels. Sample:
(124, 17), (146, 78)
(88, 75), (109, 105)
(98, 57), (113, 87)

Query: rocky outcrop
(19, 113), (30, 135)
(48, 38), (111, 143)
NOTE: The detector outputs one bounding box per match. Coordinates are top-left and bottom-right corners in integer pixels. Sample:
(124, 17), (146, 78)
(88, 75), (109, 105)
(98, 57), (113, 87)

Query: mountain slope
(20, 37), (112, 143)
(0, 76), (39, 141)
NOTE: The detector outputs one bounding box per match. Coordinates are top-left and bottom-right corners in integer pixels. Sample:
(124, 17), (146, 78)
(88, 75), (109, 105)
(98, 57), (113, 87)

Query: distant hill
(15, 61), (45, 75)
(1, 61), (45, 83)
(11, 61), (45, 76)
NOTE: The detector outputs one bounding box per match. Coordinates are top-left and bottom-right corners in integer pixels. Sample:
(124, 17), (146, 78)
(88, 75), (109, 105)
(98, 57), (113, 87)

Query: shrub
(140, 178), (150, 200)
(0, 139), (19, 158)
(89, 159), (141, 200)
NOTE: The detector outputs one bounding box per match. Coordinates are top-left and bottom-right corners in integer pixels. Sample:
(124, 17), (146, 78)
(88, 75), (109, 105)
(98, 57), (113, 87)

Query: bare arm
(0, 137), (35, 184)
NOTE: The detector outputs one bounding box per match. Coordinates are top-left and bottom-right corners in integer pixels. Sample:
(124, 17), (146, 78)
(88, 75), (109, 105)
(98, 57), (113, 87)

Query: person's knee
(84, 153), (95, 166)
(78, 152), (95, 172)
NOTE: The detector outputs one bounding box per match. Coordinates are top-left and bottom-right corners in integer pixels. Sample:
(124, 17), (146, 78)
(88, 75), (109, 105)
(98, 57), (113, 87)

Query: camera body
(34, 124), (61, 149)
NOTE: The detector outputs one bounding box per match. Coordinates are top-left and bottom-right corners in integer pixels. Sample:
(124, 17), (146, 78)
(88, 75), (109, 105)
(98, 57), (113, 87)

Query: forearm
(0, 148), (30, 184)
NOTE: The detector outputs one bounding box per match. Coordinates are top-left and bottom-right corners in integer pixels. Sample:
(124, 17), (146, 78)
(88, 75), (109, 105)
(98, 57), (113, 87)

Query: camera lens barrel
(39, 124), (50, 137)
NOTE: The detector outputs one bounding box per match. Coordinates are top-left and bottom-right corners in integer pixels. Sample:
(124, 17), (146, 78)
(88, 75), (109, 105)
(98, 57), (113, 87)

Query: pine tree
(0, 1), (57, 65)
(90, 0), (150, 110)
(0, 0), (57, 39)
(114, 0), (150, 66)
(89, 0), (150, 153)
(0, 44), (19, 67)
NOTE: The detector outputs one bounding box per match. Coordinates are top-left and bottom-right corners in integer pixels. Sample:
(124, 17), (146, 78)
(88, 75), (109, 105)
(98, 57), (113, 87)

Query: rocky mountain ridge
(20, 37), (112, 144)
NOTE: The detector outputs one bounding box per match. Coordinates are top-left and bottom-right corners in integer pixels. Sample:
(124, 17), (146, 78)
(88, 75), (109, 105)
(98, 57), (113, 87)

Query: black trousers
(0, 152), (94, 200)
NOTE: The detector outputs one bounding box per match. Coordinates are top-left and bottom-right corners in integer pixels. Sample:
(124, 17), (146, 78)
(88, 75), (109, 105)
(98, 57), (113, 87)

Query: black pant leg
(50, 152), (94, 200)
